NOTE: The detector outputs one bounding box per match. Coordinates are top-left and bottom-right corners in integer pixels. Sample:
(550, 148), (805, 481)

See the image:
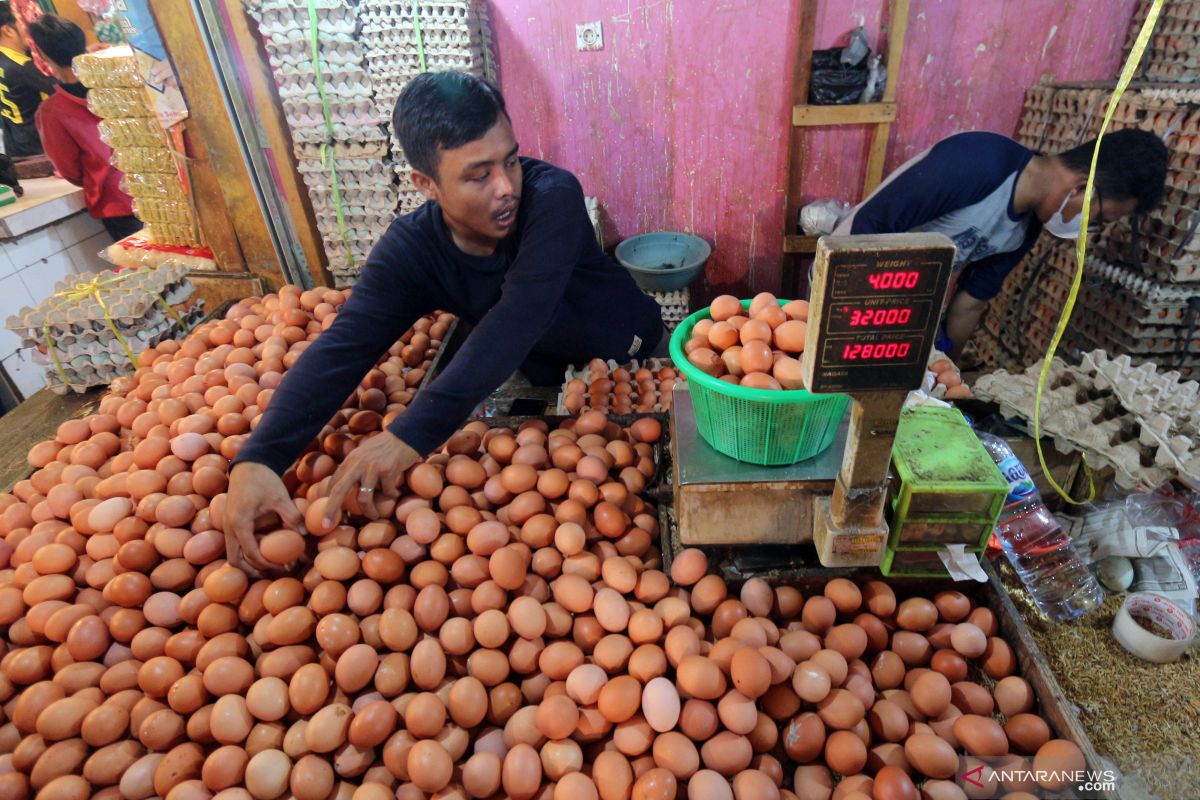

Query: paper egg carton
(648, 289), (690, 332)
(556, 358), (677, 414)
(975, 351), (1200, 490)
(1124, 0), (1200, 83)
(4, 265), (204, 393)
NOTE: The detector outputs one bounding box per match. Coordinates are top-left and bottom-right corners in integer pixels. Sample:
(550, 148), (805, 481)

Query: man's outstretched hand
(324, 430), (421, 525)
(223, 461), (304, 577)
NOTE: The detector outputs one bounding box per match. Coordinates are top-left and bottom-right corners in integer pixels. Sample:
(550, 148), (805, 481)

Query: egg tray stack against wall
(1125, 0), (1200, 83)
(358, 0), (496, 214)
(2, 265), (203, 395)
(975, 350), (1200, 491)
(969, 81), (1200, 374)
(246, 0), (496, 286)
(246, 0), (392, 287)
(74, 51), (202, 249)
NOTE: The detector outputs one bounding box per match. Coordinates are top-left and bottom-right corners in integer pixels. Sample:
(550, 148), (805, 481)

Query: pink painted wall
(489, 0), (1137, 298)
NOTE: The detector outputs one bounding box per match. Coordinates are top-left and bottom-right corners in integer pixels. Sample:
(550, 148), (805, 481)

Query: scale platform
(670, 387), (848, 546)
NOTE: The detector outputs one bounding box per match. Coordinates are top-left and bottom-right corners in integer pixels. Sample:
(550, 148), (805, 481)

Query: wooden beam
(784, 0), (820, 232)
(863, 0), (911, 197)
(783, 234), (820, 254)
(792, 102), (897, 127)
(149, 0), (285, 286)
(217, 0), (331, 288)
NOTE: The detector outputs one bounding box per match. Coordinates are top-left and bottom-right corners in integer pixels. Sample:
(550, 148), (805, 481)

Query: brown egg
(676, 655), (726, 700)
(933, 591), (971, 622)
(993, 676), (1035, 718)
(815, 688), (865, 730)
(729, 647), (771, 699)
(823, 729), (866, 775)
(870, 651), (906, 690)
(1004, 713), (1052, 754)
(903, 733), (958, 779)
(981, 637), (1016, 679)
(953, 714), (1009, 757)
(873, 765), (918, 800)
(895, 598), (938, 631)
(891, 632), (932, 667)
(824, 625), (868, 661)
(949, 682), (994, 716)
(929, 650), (968, 683)
(910, 671), (951, 717)
(598, 675), (642, 723)
(949, 623), (988, 658)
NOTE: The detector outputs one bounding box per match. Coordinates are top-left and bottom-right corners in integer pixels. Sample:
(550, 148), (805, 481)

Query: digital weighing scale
(669, 233), (957, 567)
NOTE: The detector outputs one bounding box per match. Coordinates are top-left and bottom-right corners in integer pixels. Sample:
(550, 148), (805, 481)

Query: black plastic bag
(808, 26), (871, 105)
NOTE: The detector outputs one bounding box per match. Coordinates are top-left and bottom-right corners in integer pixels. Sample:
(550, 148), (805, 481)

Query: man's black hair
(1057, 128), (1168, 214)
(393, 71), (508, 180)
(29, 15), (86, 69)
(0, 3), (16, 29)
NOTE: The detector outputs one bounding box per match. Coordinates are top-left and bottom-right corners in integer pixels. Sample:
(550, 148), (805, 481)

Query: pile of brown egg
(0, 284), (1084, 800)
(683, 294), (810, 392)
(562, 361), (678, 416)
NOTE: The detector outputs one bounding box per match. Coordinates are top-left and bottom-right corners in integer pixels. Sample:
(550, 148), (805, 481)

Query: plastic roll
(1111, 592), (1197, 664)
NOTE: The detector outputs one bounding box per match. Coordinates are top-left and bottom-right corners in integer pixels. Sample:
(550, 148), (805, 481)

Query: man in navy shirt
(834, 129), (1167, 357)
(225, 72), (663, 574)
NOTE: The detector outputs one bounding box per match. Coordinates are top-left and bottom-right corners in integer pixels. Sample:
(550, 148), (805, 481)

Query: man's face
(412, 116), (522, 253)
(1040, 181), (1138, 228)
(0, 24), (24, 49)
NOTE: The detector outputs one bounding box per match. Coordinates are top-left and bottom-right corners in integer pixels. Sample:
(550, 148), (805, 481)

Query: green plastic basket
(670, 300), (849, 466)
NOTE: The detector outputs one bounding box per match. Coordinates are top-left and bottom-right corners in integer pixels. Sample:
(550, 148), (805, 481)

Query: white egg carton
(555, 357), (677, 415)
(648, 289), (690, 331)
(974, 350), (1200, 490)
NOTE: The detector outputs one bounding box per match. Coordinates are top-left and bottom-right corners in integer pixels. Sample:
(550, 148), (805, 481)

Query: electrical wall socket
(576, 21), (603, 51)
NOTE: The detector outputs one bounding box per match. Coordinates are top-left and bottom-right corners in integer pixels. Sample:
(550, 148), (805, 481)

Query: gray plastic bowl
(614, 232), (711, 292)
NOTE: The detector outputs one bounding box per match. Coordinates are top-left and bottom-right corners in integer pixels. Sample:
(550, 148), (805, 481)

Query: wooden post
(149, 0), (285, 286)
(781, 0), (820, 296)
(862, 0), (911, 197)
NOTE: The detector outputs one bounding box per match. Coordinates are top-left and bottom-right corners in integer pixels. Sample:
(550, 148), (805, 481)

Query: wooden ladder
(782, 0), (912, 261)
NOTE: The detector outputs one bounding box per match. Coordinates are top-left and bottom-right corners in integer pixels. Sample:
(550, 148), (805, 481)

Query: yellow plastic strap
(50, 272), (188, 371)
(41, 322), (69, 388)
(152, 290), (190, 332)
(1032, 0), (1164, 504)
(307, 0), (355, 269)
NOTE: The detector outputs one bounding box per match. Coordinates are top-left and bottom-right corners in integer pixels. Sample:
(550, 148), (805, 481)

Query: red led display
(807, 239), (955, 394)
(840, 341), (912, 360)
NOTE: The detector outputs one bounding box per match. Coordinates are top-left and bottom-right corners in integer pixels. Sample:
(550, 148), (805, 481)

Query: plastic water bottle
(977, 433), (1104, 622)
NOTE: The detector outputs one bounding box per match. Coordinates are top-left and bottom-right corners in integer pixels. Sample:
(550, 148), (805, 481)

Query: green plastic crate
(887, 515), (997, 549)
(880, 545), (986, 578)
(669, 300), (849, 466)
(891, 406), (1007, 542)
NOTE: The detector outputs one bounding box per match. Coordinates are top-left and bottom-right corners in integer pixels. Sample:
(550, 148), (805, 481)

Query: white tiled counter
(0, 177), (114, 404)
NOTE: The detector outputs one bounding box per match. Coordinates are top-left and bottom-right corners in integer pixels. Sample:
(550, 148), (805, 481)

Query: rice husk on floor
(999, 561), (1200, 800)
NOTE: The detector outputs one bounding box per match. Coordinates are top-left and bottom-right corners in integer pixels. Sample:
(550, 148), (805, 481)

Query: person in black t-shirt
(223, 72), (664, 575)
(0, 2), (54, 157)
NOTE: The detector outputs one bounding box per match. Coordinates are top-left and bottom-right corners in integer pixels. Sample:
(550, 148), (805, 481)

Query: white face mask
(1044, 189), (1081, 239)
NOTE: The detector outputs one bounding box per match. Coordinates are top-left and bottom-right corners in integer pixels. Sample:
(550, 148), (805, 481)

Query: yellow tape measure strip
(1033, 0), (1164, 504)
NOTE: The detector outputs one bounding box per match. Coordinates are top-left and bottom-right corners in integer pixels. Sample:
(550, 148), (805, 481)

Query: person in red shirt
(28, 15), (141, 241)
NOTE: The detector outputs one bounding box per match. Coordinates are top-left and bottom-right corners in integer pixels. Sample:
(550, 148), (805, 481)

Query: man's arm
(944, 290), (988, 360)
(942, 240), (1034, 358)
(387, 186), (584, 455)
(232, 232), (426, 475)
(35, 106), (84, 186)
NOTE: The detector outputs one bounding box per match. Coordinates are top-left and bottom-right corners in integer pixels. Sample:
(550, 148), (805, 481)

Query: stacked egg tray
(974, 350), (1200, 491)
(1124, 0), (1200, 83)
(359, 0), (496, 172)
(650, 288), (691, 332)
(2, 264), (203, 394)
(246, 0), (395, 286)
(556, 358), (680, 415)
(74, 51), (201, 248)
